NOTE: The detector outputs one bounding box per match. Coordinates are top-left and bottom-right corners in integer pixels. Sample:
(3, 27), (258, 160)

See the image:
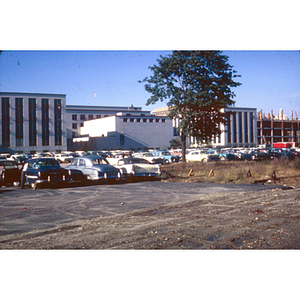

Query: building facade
(0, 92), (67, 154)
(66, 104), (150, 149)
(152, 106), (257, 148)
(257, 109), (300, 146)
(72, 112), (174, 151)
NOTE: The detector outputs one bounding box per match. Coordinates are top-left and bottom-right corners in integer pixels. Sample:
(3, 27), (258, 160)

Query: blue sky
(1, 50), (299, 117)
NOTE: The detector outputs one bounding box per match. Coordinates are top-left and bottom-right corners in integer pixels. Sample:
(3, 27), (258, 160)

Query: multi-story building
(257, 109), (300, 146)
(0, 92), (67, 154)
(72, 111), (174, 151)
(66, 104), (151, 149)
(152, 106), (257, 148)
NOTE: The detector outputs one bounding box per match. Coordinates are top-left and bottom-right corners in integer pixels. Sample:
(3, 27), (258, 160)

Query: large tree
(139, 51), (241, 162)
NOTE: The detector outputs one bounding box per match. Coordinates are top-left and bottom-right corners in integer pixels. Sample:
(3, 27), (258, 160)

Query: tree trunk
(181, 132), (187, 163)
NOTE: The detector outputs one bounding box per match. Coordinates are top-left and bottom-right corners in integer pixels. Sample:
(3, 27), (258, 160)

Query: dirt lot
(1, 185), (299, 249)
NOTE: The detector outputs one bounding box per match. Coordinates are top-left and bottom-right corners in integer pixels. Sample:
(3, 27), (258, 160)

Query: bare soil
(1, 186), (299, 249)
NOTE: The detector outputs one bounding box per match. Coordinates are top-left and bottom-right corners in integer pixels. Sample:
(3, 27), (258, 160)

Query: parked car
(1, 160), (22, 187)
(8, 154), (28, 164)
(151, 150), (180, 163)
(20, 158), (85, 189)
(55, 153), (74, 163)
(65, 155), (124, 183)
(249, 151), (272, 161)
(115, 157), (161, 182)
(186, 150), (219, 162)
(267, 149), (295, 160)
(133, 152), (165, 164)
(218, 150), (236, 161)
(0, 154), (10, 166)
(236, 151), (253, 161)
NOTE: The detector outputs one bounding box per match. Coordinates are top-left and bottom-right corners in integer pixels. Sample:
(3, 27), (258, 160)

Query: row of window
(72, 114), (110, 121)
(123, 118), (166, 123)
(72, 123), (84, 129)
(227, 111), (255, 144)
(72, 117), (167, 131)
(1, 97), (62, 148)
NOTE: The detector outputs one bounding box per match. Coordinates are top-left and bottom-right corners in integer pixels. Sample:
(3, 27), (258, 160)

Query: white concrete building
(152, 106), (257, 148)
(66, 104), (148, 139)
(73, 112), (174, 151)
(0, 92), (67, 154)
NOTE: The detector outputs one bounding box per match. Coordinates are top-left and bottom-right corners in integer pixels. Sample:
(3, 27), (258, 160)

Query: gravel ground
(1, 186), (299, 249)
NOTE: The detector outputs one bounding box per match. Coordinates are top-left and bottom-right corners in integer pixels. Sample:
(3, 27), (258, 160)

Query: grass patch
(161, 157), (300, 187)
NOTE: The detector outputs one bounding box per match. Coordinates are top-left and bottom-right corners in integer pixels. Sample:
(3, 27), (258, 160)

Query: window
(1, 97), (10, 148)
(123, 118), (128, 122)
(72, 123), (78, 129)
(162, 119), (166, 123)
(143, 119), (147, 123)
(42, 99), (49, 146)
(96, 115), (101, 119)
(232, 112), (237, 143)
(244, 112), (249, 143)
(130, 118), (134, 122)
(149, 119), (153, 123)
(238, 112), (243, 143)
(15, 98), (23, 147)
(120, 133), (125, 145)
(227, 113), (231, 144)
(29, 98), (37, 146)
(156, 119), (160, 123)
(80, 114), (86, 121)
(88, 115), (93, 120)
(173, 127), (179, 136)
(249, 112), (254, 143)
(137, 118), (141, 123)
(54, 99), (62, 146)
(72, 114), (77, 120)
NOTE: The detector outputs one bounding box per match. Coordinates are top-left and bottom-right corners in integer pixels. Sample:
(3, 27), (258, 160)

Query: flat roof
(0, 92), (66, 97)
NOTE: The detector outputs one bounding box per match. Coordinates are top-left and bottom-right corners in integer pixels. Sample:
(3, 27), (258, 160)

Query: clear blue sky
(1, 50), (299, 118)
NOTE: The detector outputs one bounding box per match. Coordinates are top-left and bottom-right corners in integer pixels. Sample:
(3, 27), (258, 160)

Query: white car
(55, 153), (74, 163)
(65, 155), (124, 183)
(186, 150), (219, 162)
(133, 152), (164, 164)
(115, 157), (161, 182)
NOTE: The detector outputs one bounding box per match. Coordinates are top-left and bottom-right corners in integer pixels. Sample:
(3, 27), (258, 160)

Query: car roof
(27, 157), (57, 162)
(120, 157), (149, 163)
(76, 155), (106, 160)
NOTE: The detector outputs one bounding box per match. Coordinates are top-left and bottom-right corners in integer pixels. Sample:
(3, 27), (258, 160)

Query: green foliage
(169, 138), (181, 149)
(139, 51), (241, 146)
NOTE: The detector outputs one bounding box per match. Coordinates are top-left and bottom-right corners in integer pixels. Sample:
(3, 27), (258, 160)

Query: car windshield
(92, 158), (108, 165)
(33, 160), (60, 168)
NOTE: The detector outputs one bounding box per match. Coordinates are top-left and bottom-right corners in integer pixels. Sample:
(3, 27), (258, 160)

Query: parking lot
(1, 180), (299, 250)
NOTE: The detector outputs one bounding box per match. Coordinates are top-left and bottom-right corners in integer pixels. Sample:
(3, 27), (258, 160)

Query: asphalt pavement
(0, 181), (289, 236)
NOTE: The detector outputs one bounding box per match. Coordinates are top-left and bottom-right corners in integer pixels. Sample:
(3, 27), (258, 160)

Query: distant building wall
(74, 114), (174, 151)
(0, 92), (67, 154)
(152, 106), (257, 148)
(66, 104), (149, 139)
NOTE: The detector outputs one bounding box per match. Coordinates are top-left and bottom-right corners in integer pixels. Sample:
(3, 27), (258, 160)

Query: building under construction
(257, 109), (300, 147)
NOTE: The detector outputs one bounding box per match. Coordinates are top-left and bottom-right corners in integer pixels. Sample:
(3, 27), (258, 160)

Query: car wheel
(220, 157), (226, 161)
(202, 158), (208, 162)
